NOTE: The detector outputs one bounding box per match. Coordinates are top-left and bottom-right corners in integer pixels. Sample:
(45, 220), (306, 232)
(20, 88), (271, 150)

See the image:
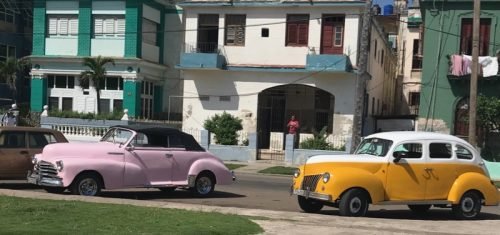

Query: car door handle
(165, 153), (173, 158)
(20, 151), (29, 155)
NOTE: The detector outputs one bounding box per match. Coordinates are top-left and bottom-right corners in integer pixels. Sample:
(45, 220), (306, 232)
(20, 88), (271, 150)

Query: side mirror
(393, 151), (407, 163)
(125, 146), (134, 151)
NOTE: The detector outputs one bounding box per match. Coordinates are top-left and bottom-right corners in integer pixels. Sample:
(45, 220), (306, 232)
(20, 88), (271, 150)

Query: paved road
(1, 174), (500, 220)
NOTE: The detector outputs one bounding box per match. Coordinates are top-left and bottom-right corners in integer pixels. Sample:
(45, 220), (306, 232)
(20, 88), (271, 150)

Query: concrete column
(247, 132), (257, 162)
(345, 137), (353, 154)
(123, 77), (141, 118)
(200, 130), (209, 150)
(285, 134), (295, 166)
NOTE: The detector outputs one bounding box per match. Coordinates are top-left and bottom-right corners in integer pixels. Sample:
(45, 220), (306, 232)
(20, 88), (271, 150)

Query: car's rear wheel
(338, 188), (369, 217)
(158, 187), (176, 193)
(452, 191), (482, 220)
(298, 196), (324, 213)
(44, 187), (66, 194)
(408, 205), (431, 215)
(70, 173), (102, 196)
(191, 173), (215, 197)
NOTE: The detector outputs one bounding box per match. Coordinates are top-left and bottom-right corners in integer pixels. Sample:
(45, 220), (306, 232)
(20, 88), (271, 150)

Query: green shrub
(204, 112), (243, 145)
(300, 126), (345, 151)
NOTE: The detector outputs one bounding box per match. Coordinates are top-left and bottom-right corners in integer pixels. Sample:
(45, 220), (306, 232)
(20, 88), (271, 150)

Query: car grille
(301, 174), (322, 191)
(36, 161), (58, 179)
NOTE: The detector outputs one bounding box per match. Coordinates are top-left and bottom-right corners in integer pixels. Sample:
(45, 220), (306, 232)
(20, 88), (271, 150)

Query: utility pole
(351, 0), (372, 153)
(468, 0), (480, 147)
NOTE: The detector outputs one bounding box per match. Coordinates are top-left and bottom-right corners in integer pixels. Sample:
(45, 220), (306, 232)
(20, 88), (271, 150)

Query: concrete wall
(45, 38), (79, 56)
(182, 70), (356, 135)
(91, 38), (125, 57)
(183, 6), (361, 67)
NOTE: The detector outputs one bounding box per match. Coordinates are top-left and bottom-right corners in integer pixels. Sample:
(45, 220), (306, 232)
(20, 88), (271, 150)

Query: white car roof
(366, 131), (472, 147)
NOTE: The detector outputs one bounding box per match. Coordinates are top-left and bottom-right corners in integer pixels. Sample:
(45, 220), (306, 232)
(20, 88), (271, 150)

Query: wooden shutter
(225, 15), (245, 46)
(479, 19), (491, 56)
(104, 18), (115, 35)
(116, 18), (125, 36)
(48, 17), (58, 35)
(298, 23), (308, 45)
(460, 19), (472, 54)
(58, 18), (68, 35)
(94, 18), (104, 36)
(287, 23), (298, 45)
(69, 18), (78, 35)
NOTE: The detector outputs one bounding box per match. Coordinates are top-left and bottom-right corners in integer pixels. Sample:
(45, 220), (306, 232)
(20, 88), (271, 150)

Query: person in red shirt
(287, 115), (300, 148)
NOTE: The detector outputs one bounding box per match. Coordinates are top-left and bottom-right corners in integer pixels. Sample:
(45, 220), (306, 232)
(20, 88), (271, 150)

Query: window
(99, 99), (111, 114)
(28, 132), (58, 149)
(374, 40), (377, 59)
(0, 44), (15, 61)
(225, 15), (246, 46)
(98, 77), (123, 90)
(47, 75), (75, 89)
(381, 49), (384, 65)
(429, 143), (452, 159)
(334, 25), (343, 46)
(412, 39), (422, 69)
(142, 18), (158, 45)
(393, 143), (423, 158)
(0, 132), (26, 148)
(167, 135), (185, 148)
(62, 98), (73, 111)
(48, 15), (79, 37)
(219, 96), (230, 102)
(0, 6), (15, 23)
(456, 145), (473, 160)
(371, 97), (375, 115)
(49, 97), (59, 111)
(286, 14), (309, 46)
(199, 95), (209, 101)
(113, 99), (123, 111)
(93, 15), (125, 38)
(355, 138), (393, 157)
(197, 14), (219, 53)
(261, 28), (269, 37)
(460, 18), (491, 56)
(409, 92), (420, 106)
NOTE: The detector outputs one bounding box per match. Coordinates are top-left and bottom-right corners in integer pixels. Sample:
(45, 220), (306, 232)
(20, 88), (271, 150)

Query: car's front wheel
(338, 188), (369, 217)
(408, 205), (431, 215)
(452, 191), (482, 219)
(298, 196), (324, 213)
(70, 173), (102, 196)
(191, 173), (215, 197)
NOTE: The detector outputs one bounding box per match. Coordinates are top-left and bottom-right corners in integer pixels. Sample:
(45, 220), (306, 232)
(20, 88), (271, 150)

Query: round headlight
(31, 156), (38, 165)
(293, 168), (301, 178)
(322, 172), (330, 183)
(56, 160), (64, 172)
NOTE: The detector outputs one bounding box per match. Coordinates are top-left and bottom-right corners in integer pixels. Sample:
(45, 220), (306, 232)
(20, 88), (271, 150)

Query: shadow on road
(319, 208), (500, 221)
(0, 183), (41, 190)
(99, 189), (246, 200)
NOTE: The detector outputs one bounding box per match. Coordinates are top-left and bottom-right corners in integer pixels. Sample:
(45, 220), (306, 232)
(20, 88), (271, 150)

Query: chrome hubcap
(350, 197), (362, 213)
(79, 178), (98, 196)
(462, 197), (475, 213)
(196, 177), (212, 195)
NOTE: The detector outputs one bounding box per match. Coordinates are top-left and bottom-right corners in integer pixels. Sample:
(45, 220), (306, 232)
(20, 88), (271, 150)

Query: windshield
(354, 138), (393, 157)
(101, 128), (134, 145)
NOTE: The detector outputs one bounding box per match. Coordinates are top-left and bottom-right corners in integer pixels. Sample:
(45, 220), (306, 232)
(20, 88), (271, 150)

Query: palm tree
(79, 56), (115, 114)
(0, 57), (29, 102)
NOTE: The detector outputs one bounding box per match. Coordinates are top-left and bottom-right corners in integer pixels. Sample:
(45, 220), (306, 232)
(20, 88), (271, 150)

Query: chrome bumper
(27, 170), (64, 187)
(292, 189), (332, 201)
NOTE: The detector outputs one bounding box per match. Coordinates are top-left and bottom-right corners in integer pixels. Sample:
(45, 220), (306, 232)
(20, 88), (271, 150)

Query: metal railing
(184, 42), (222, 54)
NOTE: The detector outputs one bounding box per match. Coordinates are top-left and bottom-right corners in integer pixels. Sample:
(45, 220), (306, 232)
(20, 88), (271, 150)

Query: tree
(203, 112), (243, 145)
(477, 95), (500, 132)
(79, 56), (115, 114)
(0, 57), (29, 102)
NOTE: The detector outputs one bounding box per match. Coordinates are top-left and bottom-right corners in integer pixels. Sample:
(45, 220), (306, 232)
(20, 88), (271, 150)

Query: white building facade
(178, 0), (366, 148)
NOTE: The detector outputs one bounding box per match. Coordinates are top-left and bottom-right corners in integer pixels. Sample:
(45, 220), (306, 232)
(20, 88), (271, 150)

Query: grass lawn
(225, 163), (247, 170)
(258, 166), (297, 175)
(0, 196), (263, 235)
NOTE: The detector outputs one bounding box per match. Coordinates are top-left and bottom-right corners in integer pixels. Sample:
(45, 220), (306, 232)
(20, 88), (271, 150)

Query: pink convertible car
(27, 125), (235, 196)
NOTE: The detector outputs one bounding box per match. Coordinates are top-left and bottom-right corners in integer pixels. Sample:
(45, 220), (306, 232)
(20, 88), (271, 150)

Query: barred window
(225, 15), (246, 46)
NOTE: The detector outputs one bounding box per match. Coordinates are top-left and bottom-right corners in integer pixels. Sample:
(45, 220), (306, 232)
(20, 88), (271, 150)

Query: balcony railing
(185, 42), (222, 54)
(179, 42), (226, 69)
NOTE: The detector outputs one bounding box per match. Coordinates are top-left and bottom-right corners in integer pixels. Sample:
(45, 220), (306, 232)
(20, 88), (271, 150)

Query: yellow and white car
(291, 132), (499, 219)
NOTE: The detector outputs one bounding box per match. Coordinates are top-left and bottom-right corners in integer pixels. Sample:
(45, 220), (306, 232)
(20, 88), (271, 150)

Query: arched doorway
(257, 84), (335, 157)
